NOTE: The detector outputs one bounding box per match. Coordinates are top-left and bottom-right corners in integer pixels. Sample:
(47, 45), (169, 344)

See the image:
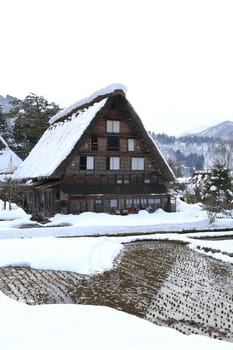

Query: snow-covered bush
(202, 162), (233, 209)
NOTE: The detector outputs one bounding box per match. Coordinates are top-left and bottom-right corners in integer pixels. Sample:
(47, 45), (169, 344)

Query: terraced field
(0, 240), (233, 342)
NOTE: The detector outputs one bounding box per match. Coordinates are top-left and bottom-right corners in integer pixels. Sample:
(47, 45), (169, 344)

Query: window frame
(80, 156), (94, 170)
(106, 120), (120, 133)
(106, 156), (120, 170)
(128, 138), (135, 152)
(131, 157), (144, 170)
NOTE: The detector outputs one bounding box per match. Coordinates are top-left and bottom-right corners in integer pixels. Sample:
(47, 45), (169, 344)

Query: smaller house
(13, 84), (176, 217)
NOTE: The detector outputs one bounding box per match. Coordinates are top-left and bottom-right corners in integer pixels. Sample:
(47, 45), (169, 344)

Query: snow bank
(0, 236), (122, 274)
(47, 198), (208, 228)
(0, 291), (232, 350)
(0, 200), (31, 229)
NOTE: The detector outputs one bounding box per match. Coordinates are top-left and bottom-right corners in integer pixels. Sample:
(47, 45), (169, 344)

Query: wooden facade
(15, 88), (176, 217)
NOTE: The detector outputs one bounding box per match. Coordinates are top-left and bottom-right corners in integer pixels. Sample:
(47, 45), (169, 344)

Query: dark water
(0, 240), (233, 341)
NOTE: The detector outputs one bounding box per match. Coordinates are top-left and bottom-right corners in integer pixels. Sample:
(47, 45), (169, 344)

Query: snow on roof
(0, 136), (22, 174)
(0, 148), (22, 174)
(49, 83), (127, 125)
(13, 98), (107, 180)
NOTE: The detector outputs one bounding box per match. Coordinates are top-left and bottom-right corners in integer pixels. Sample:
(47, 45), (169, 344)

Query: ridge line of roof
(49, 83), (127, 125)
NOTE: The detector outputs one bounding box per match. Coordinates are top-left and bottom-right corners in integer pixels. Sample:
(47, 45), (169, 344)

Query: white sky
(1, 0), (233, 136)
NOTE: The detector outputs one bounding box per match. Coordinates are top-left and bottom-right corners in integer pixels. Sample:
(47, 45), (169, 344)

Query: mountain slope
(196, 121), (233, 139)
(151, 119), (233, 176)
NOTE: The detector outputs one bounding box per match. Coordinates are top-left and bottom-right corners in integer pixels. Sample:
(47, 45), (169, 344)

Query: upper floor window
(106, 156), (120, 170)
(80, 156), (94, 170)
(106, 120), (120, 133)
(131, 157), (144, 170)
(128, 139), (135, 151)
(107, 136), (119, 151)
(91, 135), (98, 151)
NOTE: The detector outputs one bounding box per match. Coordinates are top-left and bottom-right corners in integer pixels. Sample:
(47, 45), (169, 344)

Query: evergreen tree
(12, 93), (60, 158)
(0, 105), (8, 135)
(202, 161), (233, 215)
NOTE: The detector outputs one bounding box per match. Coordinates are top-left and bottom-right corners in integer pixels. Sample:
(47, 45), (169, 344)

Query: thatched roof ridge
(50, 83), (127, 125)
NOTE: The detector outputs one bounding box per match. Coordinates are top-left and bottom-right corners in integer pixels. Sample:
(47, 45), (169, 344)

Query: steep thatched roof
(13, 84), (174, 182)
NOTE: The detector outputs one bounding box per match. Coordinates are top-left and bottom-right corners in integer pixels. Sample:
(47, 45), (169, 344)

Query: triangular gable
(55, 93), (175, 182)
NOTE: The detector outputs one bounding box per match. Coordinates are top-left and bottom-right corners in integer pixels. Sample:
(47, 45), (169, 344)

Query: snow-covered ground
(2, 290), (232, 350)
(1, 198), (233, 349)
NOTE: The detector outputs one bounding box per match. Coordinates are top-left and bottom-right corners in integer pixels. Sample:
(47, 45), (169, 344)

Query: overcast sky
(1, 0), (233, 136)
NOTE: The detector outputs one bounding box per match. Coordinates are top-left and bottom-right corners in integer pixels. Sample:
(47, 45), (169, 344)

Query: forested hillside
(150, 132), (233, 177)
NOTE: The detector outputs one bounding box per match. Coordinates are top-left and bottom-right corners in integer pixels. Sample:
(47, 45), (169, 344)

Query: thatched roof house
(13, 84), (175, 217)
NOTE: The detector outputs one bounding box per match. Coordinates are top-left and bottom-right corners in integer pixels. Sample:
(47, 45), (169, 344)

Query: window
(110, 199), (117, 207)
(131, 157), (144, 170)
(39, 192), (44, 204)
(141, 198), (147, 205)
(148, 198), (161, 205)
(106, 120), (120, 133)
(80, 156), (94, 170)
(126, 199), (133, 207)
(106, 157), (120, 170)
(95, 199), (103, 212)
(107, 136), (119, 151)
(128, 139), (135, 151)
(91, 135), (98, 151)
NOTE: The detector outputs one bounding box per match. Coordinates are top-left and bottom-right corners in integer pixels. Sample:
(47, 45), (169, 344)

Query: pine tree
(202, 161), (233, 216)
(12, 93), (60, 158)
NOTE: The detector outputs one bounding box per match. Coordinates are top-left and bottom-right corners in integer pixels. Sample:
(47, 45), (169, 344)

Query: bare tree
(0, 176), (17, 210)
(214, 139), (233, 170)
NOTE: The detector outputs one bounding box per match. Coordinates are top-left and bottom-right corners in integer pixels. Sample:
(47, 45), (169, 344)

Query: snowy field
(1, 198), (233, 349)
(2, 290), (232, 350)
